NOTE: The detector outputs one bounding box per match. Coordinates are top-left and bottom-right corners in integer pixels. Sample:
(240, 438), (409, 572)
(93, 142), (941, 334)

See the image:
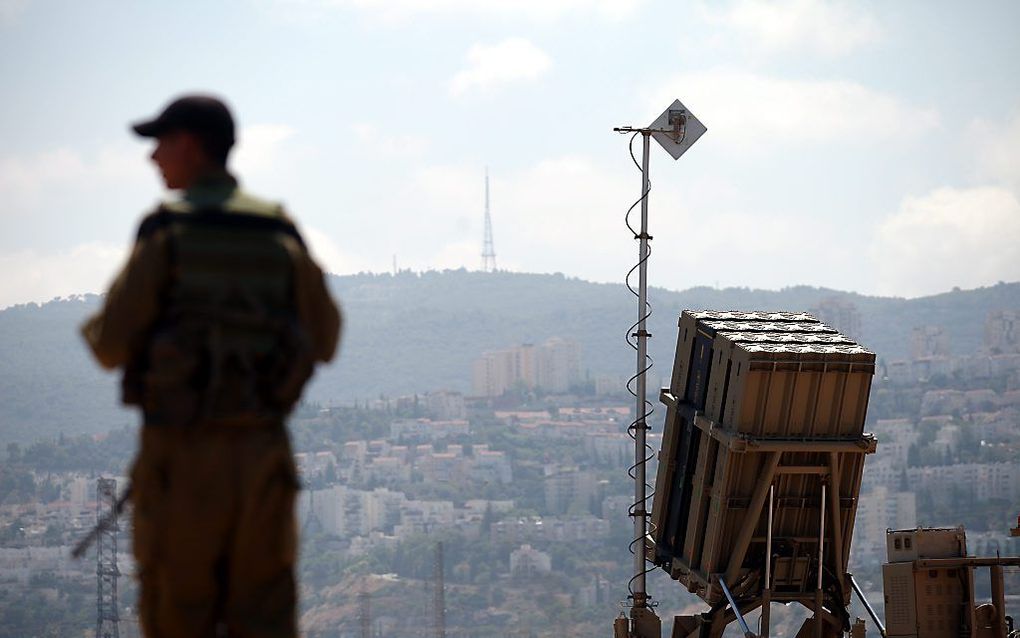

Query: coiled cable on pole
(620, 130), (659, 600)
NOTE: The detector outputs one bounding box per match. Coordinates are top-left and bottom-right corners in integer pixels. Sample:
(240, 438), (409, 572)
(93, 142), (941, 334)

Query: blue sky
(1, 0), (1019, 308)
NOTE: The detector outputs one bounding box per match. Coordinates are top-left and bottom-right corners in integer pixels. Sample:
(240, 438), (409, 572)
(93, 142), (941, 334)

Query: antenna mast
(612, 100), (706, 638)
(481, 168), (496, 272)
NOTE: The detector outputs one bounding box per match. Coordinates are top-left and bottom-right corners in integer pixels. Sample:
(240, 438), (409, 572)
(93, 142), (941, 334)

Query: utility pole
(481, 168), (496, 272)
(613, 100), (706, 638)
(359, 587), (371, 638)
(95, 477), (121, 638)
(434, 542), (447, 638)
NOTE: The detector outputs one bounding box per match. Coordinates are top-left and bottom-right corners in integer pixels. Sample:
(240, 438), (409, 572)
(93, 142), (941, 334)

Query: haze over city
(2, 0), (1019, 309)
(3, 3), (1020, 637)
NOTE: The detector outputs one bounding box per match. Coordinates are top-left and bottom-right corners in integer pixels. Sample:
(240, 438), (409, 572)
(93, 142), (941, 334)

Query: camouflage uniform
(82, 171), (340, 638)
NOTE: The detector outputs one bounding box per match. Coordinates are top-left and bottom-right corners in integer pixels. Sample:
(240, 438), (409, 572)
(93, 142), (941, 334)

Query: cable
(618, 130), (659, 600)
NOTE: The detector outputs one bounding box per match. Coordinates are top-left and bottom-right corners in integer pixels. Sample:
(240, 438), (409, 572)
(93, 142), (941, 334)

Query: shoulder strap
(137, 205), (306, 248)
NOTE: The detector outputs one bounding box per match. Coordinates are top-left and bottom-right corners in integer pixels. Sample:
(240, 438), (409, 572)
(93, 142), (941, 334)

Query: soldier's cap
(131, 95), (235, 148)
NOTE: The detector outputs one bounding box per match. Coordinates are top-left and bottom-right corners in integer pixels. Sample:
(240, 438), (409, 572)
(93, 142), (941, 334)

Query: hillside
(1, 271), (1018, 446)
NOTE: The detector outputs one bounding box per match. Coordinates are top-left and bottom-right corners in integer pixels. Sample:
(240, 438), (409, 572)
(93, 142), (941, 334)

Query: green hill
(1, 271), (1017, 446)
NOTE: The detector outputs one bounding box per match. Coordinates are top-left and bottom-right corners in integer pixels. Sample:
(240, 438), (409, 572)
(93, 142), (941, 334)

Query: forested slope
(1, 271), (1017, 445)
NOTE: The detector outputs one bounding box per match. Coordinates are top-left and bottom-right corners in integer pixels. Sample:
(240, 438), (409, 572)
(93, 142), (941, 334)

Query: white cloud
(233, 123), (298, 174)
(383, 156), (769, 285)
(300, 0), (640, 22)
(0, 144), (148, 214)
(450, 38), (552, 97)
(379, 154), (975, 296)
(648, 70), (939, 148)
(0, 0), (30, 26)
(0, 124), (305, 307)
(0, 226), (369, 308)
(351, 123), (429, 156)
(340, 156), (639, 276)
(303, 225), (374, 275)
(0, 122), (299, 227)
(703, 0), (881, 56)
(969, 111), (1020, 191)
(0, 242), (127, 309)
(426, 239), (481, 271)
(872, 186), (1020, 297)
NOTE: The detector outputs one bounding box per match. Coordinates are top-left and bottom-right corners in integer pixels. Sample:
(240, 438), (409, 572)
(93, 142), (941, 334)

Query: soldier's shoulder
(135, 203), (175, 239)
(157, 187), (287, 218)
(223, 188), (288, 219)
(138, 189), (302, 245)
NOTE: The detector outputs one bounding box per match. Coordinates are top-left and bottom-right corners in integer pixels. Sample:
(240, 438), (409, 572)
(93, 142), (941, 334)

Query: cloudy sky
(1, 0), (1018, 308)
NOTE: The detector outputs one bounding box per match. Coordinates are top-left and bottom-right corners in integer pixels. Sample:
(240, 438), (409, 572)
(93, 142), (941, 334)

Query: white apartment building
(425, 391), (467, 419)
(853, 486), (917, 564)
(472, 338), (581, 397)
(510, 544), (552, 578)
(544, 464), (598, 514)
(584, 432), (631, 467)
(415, 443), (512, 484)
(294, 451), (338, 480)
(491, 515), (610, 544)
(906, 462), (1020, 504)
(390, 418), (470, 441)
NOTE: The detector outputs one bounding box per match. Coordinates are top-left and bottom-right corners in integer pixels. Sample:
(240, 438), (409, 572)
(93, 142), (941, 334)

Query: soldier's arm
(81, 230), (168, 370)
(294, 249), (341, 363)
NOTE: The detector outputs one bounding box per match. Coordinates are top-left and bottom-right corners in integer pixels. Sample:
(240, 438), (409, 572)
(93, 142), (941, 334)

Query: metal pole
(848, 573), (886, 637)
(991, 565), (1007, 638)
(815, 483), (826, 638)
(718, 577), (756, 638)
(761, 484), (774, 638)
(632, 131), (652, 608)
(766, 485), (774, 586)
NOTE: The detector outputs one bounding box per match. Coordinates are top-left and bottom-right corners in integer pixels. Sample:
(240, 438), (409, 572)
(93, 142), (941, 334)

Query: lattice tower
(359, 587), (371, 638)
(96, 477), (120, 638)
(481, 168), (496, 272)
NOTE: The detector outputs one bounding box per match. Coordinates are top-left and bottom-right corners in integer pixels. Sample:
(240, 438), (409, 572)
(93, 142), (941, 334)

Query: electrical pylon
(96, 477), (120, 638)
(360, 587), (371, 638)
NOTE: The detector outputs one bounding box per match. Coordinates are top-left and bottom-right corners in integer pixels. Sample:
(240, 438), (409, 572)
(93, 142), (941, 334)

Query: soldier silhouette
(82, 94), (341, 638)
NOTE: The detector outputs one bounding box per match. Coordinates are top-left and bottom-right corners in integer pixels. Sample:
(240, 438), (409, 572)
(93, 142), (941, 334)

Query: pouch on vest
(132, 207), (315, 426)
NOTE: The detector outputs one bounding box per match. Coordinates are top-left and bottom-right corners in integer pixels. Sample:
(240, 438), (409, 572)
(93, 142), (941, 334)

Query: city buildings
(911, 325), (951, 358)
(853, 486), (917, 563)
(986, 310), (1020, 354)
(809, 297), (862, 340)
(471, 337), (581, 397)
(509, 544), (551, 578)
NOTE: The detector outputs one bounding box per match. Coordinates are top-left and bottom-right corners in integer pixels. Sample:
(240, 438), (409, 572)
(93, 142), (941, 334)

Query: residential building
(985, 310), (1020, 354)
(390, 418), (470, 441)
(853, 486), (917, 564)
(911, 325), (951, 358)
(509, 544), (551, 578)
(543, 464), (598, 514)
(810, 297), (862, 340)
(472, 338), (581, 396)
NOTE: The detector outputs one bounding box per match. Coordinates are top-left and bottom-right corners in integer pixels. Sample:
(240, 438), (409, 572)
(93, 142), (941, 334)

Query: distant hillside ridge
(1, 270), (1018, 446)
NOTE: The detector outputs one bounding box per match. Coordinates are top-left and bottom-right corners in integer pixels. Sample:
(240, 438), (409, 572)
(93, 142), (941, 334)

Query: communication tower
(481, 168), (496, 272)
(96, 477), (121, 638)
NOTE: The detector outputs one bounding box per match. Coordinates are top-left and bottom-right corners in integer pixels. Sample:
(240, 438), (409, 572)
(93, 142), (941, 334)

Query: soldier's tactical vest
(125, 206), (314, 427)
